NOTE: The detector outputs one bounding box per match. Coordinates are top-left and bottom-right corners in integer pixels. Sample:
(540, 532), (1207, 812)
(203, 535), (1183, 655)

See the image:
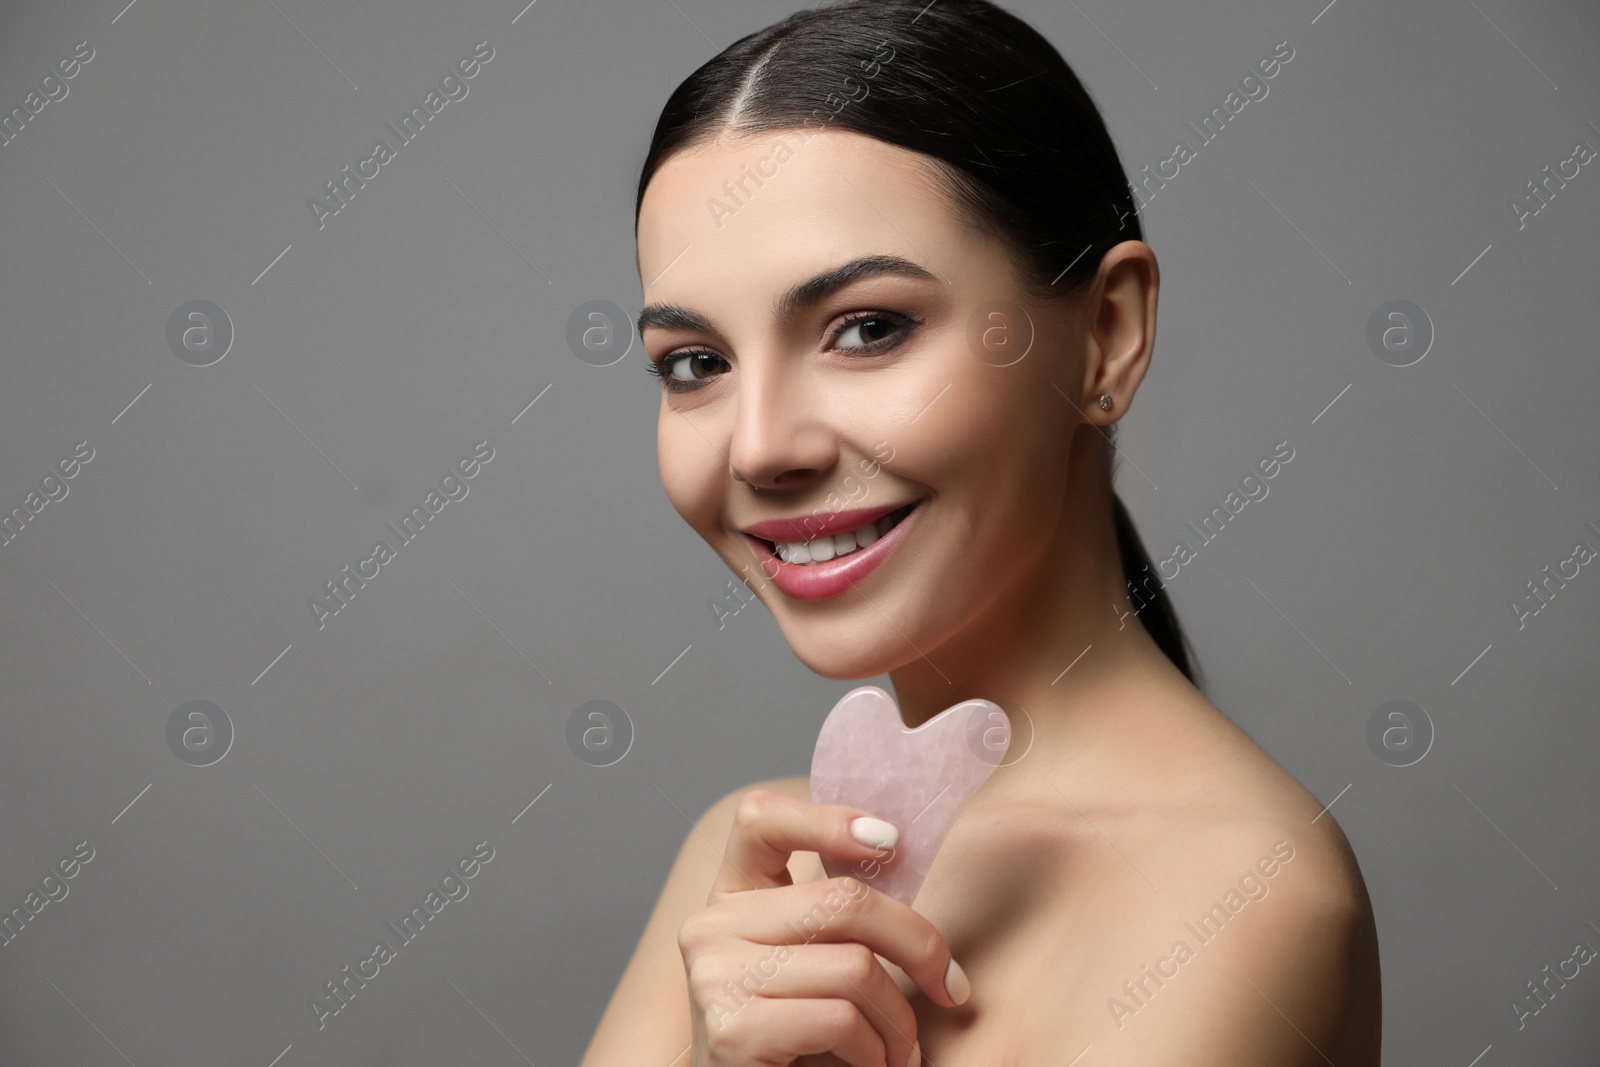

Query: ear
(1079, 240), (1158, 425)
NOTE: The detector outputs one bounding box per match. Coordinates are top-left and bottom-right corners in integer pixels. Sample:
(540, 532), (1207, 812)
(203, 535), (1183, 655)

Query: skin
(588, 126), (1382, 1064)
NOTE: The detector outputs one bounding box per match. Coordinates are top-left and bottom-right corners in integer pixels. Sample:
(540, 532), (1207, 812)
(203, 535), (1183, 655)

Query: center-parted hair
(634, 0), (1200, 687)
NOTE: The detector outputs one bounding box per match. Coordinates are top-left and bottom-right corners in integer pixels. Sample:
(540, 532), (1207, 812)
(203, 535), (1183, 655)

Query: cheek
(1005, 356), (1080, 476)
(931, 367), (1072, 527)
(921, 369), (1050, 475)
(658, 419), (726, 529)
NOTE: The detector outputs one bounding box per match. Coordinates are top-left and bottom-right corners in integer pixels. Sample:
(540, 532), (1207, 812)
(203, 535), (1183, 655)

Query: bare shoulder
(1046, 816), (1374, 1064)
(1100, 690), (1373, 908)
(993, 699), (1381, 1063)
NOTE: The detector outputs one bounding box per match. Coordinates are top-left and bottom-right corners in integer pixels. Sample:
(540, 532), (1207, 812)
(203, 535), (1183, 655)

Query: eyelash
(645, 310), (921, 394)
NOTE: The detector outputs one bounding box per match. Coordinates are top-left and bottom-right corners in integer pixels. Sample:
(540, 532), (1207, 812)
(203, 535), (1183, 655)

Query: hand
(679, 788), (970, 1066)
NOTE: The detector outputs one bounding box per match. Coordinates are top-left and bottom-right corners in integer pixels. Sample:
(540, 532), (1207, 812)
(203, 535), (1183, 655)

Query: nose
(726, 356), (836, 490)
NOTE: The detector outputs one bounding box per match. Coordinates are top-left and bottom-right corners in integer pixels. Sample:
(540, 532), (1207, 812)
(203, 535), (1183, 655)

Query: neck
(885, 427), (1188, 762)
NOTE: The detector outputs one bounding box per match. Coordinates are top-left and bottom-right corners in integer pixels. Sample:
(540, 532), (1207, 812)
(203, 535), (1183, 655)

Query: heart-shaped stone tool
(809, 685), (1010, 906)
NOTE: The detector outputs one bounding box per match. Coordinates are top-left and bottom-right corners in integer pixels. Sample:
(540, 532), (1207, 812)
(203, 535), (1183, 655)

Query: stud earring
(1098, 394), (1114, 411)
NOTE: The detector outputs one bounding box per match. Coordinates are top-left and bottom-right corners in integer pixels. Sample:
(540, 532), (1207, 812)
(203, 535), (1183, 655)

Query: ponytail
(1110, 490), (1201, 689)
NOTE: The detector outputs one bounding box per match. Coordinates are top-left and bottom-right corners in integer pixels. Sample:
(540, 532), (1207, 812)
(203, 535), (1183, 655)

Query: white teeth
(772, 508), (904, 565)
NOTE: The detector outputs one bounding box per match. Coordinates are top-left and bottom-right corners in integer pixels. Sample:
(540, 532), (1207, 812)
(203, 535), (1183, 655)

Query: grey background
(1, 0), (1597, 1063)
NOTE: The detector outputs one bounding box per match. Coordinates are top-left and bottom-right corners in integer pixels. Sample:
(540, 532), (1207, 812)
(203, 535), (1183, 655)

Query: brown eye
(647, 349), (730, 393)
(671, 352), (726, 380)
(832, 311), (917, 353)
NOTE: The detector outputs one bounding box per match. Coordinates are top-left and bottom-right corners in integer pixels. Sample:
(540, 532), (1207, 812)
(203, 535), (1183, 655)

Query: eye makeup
(645, 309), (923, 394)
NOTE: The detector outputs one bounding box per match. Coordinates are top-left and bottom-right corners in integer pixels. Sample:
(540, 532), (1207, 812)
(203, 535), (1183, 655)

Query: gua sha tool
(810, 685), (1010, 906)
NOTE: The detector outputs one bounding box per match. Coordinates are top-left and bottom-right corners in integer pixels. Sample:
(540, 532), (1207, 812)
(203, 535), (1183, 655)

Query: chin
(780, 623), (910, 682)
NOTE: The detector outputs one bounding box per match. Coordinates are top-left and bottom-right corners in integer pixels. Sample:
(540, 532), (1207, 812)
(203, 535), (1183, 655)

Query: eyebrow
(636, 253), (938, 339)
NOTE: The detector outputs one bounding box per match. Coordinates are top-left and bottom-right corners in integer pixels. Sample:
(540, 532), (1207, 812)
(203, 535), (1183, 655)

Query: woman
(587, 0), (1381, 1062)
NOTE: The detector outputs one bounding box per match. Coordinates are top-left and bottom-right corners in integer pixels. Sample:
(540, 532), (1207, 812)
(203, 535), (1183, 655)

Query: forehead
(636, 129), (971, 298)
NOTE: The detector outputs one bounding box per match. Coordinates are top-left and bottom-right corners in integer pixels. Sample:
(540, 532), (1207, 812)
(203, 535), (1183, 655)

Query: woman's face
(636, 128), (1116, 681)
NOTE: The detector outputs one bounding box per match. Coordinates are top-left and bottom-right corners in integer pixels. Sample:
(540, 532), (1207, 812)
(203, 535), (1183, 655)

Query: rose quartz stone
(810, 685), (1010, 906)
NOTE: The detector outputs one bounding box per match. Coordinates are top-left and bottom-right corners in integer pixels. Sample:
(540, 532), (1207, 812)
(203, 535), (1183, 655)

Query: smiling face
(636, 127), (1142, 682)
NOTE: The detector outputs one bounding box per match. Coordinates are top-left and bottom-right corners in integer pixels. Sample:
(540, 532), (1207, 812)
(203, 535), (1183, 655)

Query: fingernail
(906, 1039), (921, 1067)
(849, 816), (898, 851)
(944, 957), (970, 1005)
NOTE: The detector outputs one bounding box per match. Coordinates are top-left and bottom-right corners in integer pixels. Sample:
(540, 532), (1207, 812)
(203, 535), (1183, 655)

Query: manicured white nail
(944, 957), (970, 1005)
(907, 1039), (921, 1067)
(849, 816), (898, 851)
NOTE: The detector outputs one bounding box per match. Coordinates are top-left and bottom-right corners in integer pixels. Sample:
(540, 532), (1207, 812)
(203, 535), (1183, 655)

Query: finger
(742, 998), (888, 1067)
(709, 788), (901, 901)
(720, 876), (967, 1010)
(720, 942), (919, 1067)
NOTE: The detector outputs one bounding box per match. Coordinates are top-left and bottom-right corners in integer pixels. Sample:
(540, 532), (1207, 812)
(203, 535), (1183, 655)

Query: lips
(742, 498), (925, 602)
(741, 500), (913, 544)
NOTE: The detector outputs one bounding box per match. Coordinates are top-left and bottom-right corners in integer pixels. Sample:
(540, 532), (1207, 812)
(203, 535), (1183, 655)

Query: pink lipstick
(742, 499), (924, 601)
